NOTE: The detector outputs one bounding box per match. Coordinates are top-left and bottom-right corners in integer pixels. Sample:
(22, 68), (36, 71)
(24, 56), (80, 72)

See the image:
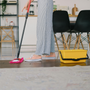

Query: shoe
(24, 55), (42, 62)
(42, 56), (56, 60)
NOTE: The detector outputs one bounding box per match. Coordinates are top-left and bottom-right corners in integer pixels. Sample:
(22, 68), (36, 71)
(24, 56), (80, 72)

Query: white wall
(19, 0), (37, 15)
(19, 0), (90, 15)
(1, 0), (90, 24)
(55, 0), (90, 14)
(1, 0), (90, 48)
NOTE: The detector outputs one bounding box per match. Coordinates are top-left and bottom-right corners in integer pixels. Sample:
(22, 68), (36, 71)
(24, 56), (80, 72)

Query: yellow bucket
(59, 49), (88, 63)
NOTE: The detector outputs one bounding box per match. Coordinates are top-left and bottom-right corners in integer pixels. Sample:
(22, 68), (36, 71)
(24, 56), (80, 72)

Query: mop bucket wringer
(59, 49), (88, 63)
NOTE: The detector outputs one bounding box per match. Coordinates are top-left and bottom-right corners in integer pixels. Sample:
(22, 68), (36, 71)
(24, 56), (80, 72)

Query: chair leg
(74, 35), (79, 49)
(1, 42), (2, 48)
(61, 35), (66, 50)
(54, 34), (59, 51)
(67, 34), (70, 44)
(64, 34), (70, 49)
(63, 34), (69, 49)
(14, 41), (15, 48)
(89, 34), (90, 49)
(77, 34), (81, 49)
(54, 34), (59, 59)
(87, 34), (90, 50)
(11, 27), (15, 48)
(1, 30), (2, 48)
(0, 42), (1, 48)
(89, 34), (90, 50)
(69, 34), (72, 49)
(1, 46), (2, 59)
(80, 39), (84, 49)
(12, 42), (13, 49)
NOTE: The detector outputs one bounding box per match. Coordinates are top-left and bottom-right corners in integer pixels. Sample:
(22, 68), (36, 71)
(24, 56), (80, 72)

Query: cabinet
(19, 16), (37, 45)
(0, 0), (19, 48)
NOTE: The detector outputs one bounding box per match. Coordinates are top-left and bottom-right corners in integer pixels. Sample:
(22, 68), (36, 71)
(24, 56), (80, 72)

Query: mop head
(9, 57), (24, 64)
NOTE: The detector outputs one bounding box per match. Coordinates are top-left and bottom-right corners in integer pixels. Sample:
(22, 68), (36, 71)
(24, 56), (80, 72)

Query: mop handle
(27, 0), (31, 13)
(16, 0), (31, 59)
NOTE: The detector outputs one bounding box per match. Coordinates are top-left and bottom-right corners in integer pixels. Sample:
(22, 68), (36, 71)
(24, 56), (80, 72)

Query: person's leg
(26, 0), (55, 60)
(49, 30), (56, 57)
(42, 30), (56, 58)
(41, 0), (56, 57)
(35, 0), (53, 55)
(47, 0), (56, 57)
(26, 0), (48, 60)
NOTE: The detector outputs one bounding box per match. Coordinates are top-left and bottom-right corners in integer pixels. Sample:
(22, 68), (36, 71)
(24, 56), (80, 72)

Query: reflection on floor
(0, 47), (90, 68)
(0, 48), (17, 60)
(0, 47), (59, 60)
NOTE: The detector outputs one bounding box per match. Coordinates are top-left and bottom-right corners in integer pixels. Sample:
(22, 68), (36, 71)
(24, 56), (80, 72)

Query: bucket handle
(60, 52), (89, 61)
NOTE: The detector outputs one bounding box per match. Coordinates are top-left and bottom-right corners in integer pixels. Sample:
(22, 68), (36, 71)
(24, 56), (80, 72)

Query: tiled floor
(0, 47), (90, 68)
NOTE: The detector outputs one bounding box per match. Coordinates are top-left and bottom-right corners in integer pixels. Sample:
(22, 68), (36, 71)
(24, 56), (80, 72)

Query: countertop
(18, 15), (37, 17)
(18, 15), (78, 17)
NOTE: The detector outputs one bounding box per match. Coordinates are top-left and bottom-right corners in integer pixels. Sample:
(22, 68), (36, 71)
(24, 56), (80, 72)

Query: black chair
(67, 21), (84, 50)
(53, 10), (71, 58)
(73, 10), (90, 49)
(66, 22), (77, 49)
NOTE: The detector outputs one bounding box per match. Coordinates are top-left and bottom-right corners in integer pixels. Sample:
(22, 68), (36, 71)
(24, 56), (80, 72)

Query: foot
(42, 53), (56, 58)
(25, 54), (42, 61)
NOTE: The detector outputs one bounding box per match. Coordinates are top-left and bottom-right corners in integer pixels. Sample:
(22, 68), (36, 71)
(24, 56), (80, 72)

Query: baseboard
(1, 44), (89, 50)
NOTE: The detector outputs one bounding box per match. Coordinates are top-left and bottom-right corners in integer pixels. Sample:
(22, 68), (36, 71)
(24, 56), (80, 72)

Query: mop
(10, 0), (31, 63)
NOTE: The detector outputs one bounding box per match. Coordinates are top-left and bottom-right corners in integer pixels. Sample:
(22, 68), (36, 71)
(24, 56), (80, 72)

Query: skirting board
(20, 44), (89, 52)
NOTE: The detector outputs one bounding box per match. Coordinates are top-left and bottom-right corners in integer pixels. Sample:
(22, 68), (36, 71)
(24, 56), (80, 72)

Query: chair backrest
(53, 10), (70, 33)
(74, 10), (90, 32)
(1, 26), (14, 41)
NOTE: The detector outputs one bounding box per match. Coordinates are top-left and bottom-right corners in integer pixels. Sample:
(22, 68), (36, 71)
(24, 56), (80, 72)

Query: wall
(0, 0), (90, 48)
(19, 0), (90, 15)
(1, 0), (90, 23)
(55, 0), (90, 14)
(1, 0), (90, 25)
